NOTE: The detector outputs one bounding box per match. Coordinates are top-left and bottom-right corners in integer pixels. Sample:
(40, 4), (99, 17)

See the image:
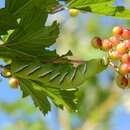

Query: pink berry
(116, 42), (128, 54)
(121, 54), (130, 63)
(125, 40), (130, 50)
(102, 39), (112, 51)
(112, 26), (123, 36)
(109, 51), (122, 60)
(109, 36), (120, 46)
(119, 63), (130, 75)
(122, 29), (130, 40)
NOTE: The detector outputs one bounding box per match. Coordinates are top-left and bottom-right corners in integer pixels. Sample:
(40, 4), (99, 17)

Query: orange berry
(112, 26), (123, 36)
(116, 42), (128, 54)
(119, 63), (130, 75)
(102, 39), (112, 51)
(121, 54), (130, 63)
(125, 40), (130, 50)
(109, 36), (120, 46)
(122, 29), (130, 40)
(9, 77), (19, 89)
(109, 51), (122, 60)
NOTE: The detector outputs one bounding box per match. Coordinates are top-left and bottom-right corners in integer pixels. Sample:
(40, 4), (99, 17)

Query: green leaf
(20, 80), (30, 98)
(11, 59), (107, 89)
(0, 0), (112, 115)
(19, 78), (78, 114)
(6, 0), (59, 59)
(69, 0), (130, 19)
(4, 21), (59, 60)
(0, 0), (58, 35)
(0, 8), (17, 35)
(0, 0), (29, 34)
(19, 79), (51, 115)
(0, 0), (59, 61)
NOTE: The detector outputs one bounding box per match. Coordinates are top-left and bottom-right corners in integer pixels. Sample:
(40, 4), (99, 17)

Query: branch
(109, 61), (124, 76)
(109, 62), (119, 73)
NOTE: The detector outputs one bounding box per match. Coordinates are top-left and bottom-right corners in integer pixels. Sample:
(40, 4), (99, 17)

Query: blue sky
(0, 0), (4, 8)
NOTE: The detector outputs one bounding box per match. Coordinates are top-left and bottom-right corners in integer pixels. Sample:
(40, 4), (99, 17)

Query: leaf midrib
(0, 45), (36, 59)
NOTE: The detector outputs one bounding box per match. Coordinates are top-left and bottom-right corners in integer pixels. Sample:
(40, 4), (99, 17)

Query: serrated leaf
(32, 81), (78, 111)
(11, 59), (107, 89)
(0, 8), (18, 35)
(6, 0), (59, 59)
(69, 0), (130, 19)
(0, 0), (59, 35)
(19, 78), (78, 114)
(19, 79), (51, 115)
(3, 21), (59, 60)
(0, 0), (59, 61)
(0, 0), (29, 34)
(19, 80), (30, 98)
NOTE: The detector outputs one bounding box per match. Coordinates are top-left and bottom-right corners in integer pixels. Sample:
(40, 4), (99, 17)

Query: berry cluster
(91, 26), (130, 89)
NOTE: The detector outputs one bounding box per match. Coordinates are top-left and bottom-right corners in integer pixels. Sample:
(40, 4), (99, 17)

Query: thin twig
(109, 62), (119, 73)
(109, 61), (123, 76)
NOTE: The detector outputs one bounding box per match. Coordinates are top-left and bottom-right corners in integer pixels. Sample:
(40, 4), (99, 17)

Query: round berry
(124, 40), (130, 50)
(109, 51), (122, 60)
(112, 26), (123, 36)
(102, 39), (112, 51)
(116, 75), (128, 88)
(69, 9), (80, 17)
(119, 63), (130, 75)
(109, 36), (120, 46)
(2, 68), (12, 77)
(9, 77), (19, 89)
(91, 37), (102, 48)
(122, 29), (130, 40)
(116, 42), (128, 54)
(121, 54), (130, 63)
